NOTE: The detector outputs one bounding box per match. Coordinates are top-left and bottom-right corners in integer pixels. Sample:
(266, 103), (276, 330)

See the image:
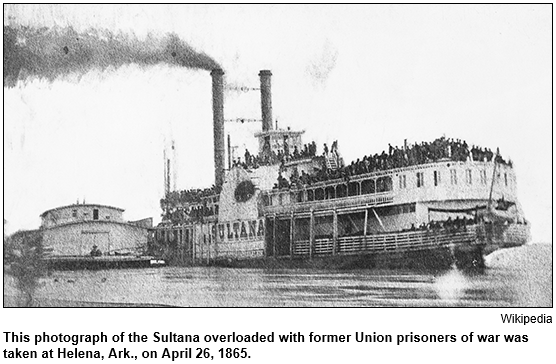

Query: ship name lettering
(257, 219), (265, 237)
(218, 224), (225, 239)
(217, 219), (264, 241)
(233, 222), (240, 239)
(249, 220), (257, 237)
(226, 223), (233, 239)
(240, 221), (248, 238)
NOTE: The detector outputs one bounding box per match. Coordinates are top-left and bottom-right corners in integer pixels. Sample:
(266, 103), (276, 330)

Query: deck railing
(287, 227), (478, 258)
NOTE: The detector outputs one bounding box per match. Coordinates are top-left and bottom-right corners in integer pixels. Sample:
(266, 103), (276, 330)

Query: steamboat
(151, 69), (530, 269)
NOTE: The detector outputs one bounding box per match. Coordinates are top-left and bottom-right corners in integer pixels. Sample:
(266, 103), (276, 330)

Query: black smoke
(4, 25), (221, 87)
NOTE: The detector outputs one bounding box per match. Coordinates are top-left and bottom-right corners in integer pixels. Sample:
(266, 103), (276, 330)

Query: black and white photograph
(3, 4), (552, 308)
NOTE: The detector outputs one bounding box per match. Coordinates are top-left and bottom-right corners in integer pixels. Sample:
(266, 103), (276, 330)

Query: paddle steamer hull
(153, 69), (530, 270)
(153, 222), (529, 270)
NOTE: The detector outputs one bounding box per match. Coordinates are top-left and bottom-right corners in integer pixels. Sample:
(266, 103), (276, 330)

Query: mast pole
(487, 149), (500, 210)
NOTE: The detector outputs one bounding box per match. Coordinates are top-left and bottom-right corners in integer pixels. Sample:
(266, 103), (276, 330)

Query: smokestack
(259, 70), (273, 132)
(211, 69), (226, 189)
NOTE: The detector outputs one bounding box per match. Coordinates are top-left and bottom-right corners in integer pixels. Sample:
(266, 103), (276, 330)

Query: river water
(3, 244), (552, 307)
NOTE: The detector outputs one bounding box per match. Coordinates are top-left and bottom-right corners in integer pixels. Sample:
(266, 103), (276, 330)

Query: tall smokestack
(259, 70), (273, 132)
(211, 69), (226, 189)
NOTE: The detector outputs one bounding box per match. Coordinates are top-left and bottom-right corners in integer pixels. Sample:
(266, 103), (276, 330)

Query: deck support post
(193, 228), (197, 263)
(332, 210), (338, 255)
(364, 208), (369, 250)
(364, 208), (368, 236)
(206, 225), (210, 265)
(309, 209), (315, 259)
(290, 212), (295, 259)
(211, 225), (216, 263)
(272, 215), (277, 258)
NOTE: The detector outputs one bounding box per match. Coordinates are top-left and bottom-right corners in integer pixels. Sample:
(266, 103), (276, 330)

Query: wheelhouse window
(450, 169), (458, 185)
(480, 170), (487, 184)
(433, 171), (440, 186)
(398, 175), (406, 189)
(466, 169), (472, 185)
(416, 172), (424, 188)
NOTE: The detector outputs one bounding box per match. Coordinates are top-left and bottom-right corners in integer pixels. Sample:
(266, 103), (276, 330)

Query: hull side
(154, 222), (529, 270)
(44, 256), (166, 270)
(211, 247), (467, 270)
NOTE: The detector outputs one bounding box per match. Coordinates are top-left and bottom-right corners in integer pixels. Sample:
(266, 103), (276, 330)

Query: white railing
(314, 239), (334, 255)
(290, 227), (478, 257)
(293, 239), (310, 255)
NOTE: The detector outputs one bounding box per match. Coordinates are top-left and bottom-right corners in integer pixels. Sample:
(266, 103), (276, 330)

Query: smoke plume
(4, 25), (221, 87)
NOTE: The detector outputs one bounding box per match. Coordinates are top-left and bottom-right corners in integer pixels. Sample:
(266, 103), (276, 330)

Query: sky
(3, 4), (552, 242)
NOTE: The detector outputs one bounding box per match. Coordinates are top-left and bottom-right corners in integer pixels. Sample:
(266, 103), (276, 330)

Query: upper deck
(262, 159), (517, 216)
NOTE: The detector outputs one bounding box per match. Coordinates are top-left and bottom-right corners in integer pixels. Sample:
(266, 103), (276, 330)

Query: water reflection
(434, 265), (468, 303)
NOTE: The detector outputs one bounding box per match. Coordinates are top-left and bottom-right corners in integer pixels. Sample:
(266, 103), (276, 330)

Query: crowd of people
(334, 136), (509, 178)
(275, 167), (346, 190)
(160, 136), (510, 219)
(403, 216), (477, 233)
(161, 204), (217, 224)
(335, 215), (478, 238)
(161, 187), (217, 207)
(274, 136), (510, 190)
(160, 187), (218, 223)
(237, 141), (320, 170)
